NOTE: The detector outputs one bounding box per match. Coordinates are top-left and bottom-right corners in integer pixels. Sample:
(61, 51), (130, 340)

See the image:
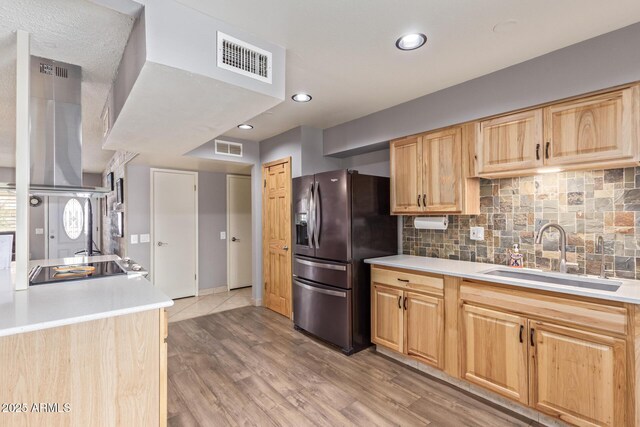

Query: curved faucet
(535, 222), (570, 274)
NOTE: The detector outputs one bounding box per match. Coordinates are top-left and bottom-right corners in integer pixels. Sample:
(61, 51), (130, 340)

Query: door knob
(283, 246), (289, 251)
(231, 237), (238, 242)
(157, 241), (168, 247)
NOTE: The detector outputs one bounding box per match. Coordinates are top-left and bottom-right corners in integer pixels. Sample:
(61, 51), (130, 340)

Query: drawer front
(460, 281), (627, 335)
(371, 266), (443, 296)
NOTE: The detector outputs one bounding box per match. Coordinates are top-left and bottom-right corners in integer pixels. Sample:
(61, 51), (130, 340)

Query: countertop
(365, 255), (640, 304)
(0, 255), (173, 337)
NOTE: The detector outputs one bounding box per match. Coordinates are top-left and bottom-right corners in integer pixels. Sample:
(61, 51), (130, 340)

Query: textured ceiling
(174, 0), (640, 143)
(0, 0), (134, 173)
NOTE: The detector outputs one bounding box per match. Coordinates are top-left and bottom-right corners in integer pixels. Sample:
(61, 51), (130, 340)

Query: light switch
(140, 234), (150, 243)
(470, 227), (484, 241)
(220, 231), (226, 240)
(130, 234), (139, 244)
(35, 228), (44, 235)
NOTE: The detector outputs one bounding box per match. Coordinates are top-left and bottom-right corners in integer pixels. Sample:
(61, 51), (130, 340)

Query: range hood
(3, 56), (109, 197)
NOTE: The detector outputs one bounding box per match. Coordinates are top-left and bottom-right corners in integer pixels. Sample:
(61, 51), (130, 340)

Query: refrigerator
(292, 169), (397, 354)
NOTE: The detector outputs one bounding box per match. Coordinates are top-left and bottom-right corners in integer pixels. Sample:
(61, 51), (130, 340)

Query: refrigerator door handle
(294, 279), (346, 298)
(308, 182), (315, 248)
(314, 181), (321, 249)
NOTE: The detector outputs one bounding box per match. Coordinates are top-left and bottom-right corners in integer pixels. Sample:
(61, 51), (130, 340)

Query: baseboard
(375, 347), (568, 427)
(251, 298), (262, 306)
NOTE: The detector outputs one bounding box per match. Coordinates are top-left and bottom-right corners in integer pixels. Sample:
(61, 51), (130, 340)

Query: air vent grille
(217, 32), (272, 84)
(38, 63), (68, 78)
(56, 66), (68, 78)
(215, 140), (243, 158)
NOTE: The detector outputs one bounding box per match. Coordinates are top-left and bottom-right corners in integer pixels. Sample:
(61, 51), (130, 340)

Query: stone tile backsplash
(402, 168), (640, 279)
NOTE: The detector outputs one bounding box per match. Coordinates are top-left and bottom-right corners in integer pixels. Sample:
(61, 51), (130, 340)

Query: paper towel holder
(414, 216), (448, 230)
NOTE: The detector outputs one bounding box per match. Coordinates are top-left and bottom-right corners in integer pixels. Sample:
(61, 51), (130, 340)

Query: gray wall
(342, 148), (390, 177)
(260, 126), (303, 177)
(301, 126), (342, 175)
(124, 163), (240, 291)
(324, 21), (640, 157)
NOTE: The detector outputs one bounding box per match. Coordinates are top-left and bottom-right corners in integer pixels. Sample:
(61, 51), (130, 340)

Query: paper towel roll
(414, 216), (448, 230)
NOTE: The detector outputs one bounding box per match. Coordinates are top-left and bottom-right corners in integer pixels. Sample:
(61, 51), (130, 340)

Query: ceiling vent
(217, 31), (272, 84)
(215, 139), (243, 157)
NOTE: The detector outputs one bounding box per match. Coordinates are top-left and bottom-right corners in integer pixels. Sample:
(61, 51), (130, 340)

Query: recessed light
(292, 93), (312, 103)
(237, 124), (253, 130)
(395, 33), (427, 51)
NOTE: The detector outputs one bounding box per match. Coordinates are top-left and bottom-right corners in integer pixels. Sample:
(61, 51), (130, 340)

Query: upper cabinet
(390, 124), (480, 215)
(477, 109), (543, 175)
(476, 85), (640, 178)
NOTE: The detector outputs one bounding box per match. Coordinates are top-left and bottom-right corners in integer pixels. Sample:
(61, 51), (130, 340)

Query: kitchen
(2, 1), (640, 426)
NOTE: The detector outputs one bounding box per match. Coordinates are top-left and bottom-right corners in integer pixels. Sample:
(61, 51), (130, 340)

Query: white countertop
(0, 255), (173, 337)
(365, 255), (640, 304)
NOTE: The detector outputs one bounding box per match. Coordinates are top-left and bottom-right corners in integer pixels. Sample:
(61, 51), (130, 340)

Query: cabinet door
(422, 127), (462, 212)
(543, 87), (638, 166)
(390, 136), (422, 214)
(477, 109), (543, 175)
(371, 285), (404, 352)
(461, 304), (529, 404)
(529, 321), (626, 427)
(405, 292), (444, 368)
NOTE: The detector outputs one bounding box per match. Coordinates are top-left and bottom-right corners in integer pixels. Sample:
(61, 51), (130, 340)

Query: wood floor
(168, 306), (541, 427)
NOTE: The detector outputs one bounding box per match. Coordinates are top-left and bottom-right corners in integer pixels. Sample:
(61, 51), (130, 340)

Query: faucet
(535, 222), (571, 274)
(596, 236), (607, 279)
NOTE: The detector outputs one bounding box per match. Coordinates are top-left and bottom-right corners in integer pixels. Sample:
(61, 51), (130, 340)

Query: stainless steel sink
(481, 268), (622, 292)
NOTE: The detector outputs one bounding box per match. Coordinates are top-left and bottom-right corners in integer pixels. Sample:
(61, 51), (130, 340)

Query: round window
(63, 199), (84, 240)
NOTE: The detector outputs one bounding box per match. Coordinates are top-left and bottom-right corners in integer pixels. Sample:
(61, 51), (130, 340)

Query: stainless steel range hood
(2, 56), (109, 197)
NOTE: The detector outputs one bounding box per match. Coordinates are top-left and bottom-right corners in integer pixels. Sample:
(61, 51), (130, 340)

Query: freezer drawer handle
(294, 280), (347, 298)
(295, 258), (347, 271)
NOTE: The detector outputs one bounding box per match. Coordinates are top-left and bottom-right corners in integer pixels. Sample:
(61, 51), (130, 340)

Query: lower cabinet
(372, 284), (444, 368)
(461, 304), (529, 404)
(529, 321), (626, 427)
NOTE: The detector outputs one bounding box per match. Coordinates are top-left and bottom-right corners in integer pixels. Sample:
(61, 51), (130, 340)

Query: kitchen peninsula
(0, 255), (172, 427)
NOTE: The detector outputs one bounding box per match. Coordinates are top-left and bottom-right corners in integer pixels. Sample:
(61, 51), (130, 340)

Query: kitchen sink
(481, 268), (622, 292)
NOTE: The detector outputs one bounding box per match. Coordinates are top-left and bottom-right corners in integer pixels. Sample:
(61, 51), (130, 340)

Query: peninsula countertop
(365, 255), (640, 304)
(0, 255), (173, 337)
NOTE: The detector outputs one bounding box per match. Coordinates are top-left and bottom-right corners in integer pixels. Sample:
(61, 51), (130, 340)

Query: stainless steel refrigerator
(292, 169), (397, 354)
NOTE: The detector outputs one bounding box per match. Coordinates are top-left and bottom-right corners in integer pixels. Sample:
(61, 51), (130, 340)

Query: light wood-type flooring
(167, 306), (542, 426)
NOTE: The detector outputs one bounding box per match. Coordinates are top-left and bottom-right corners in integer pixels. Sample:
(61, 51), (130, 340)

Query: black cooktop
(29, 261), (127, 286)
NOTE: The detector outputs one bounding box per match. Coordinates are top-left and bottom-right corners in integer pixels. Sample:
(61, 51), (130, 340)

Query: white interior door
(151, 169), (198, 299)
(48, 196), (97, 259)
(227, 175), (252, 290)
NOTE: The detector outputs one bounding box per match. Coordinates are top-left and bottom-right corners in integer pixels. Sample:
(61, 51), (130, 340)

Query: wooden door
(461, 304), (529, 404)
(404, 292), (444, 368)
(422, 127), (462, 212)
(477, 109), (543, 175)
(371, 284), (403, 352)
(262, 158), (292, 318)
(529, 321), (626, 427)
(390, 136), (422, 214)
(543, 87), (638, 166)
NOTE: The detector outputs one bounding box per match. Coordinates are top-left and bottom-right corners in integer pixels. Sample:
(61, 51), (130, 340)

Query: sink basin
(481, 268), (622, 292)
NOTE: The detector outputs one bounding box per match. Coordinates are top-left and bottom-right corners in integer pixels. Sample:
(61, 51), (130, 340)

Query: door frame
(262, 157), (292, 316)
(150, 168), (199, 297)
(226, 174), (252, 291)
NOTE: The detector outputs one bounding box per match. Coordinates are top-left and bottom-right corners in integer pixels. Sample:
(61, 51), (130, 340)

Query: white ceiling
(130, 152), (252, 174)
(173, 0), (640, 143)
(0, 0), (134, 172)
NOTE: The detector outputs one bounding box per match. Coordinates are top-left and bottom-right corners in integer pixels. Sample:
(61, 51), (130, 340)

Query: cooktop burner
(29, 261), (127, 286)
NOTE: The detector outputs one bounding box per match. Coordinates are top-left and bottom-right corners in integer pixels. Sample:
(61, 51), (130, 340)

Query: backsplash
(402, 167), (640, 280)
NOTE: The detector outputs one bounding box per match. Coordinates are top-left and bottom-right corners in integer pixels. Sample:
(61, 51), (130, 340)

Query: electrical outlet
(130, 234), (139, 244)
(220, 231), (226, 240)
(35, 228), (44, 235)
(139, 234), (150, 243)
(470, 226), (484, 241)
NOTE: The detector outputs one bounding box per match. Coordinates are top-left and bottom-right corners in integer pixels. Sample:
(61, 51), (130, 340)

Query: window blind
(0, 190), (16, 232)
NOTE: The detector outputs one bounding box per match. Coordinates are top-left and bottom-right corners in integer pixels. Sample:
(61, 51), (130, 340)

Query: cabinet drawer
(460, 281), (627, 335)
(371, 266), (443, 296)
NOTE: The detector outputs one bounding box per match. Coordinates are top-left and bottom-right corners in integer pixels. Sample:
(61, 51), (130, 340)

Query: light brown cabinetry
(461, 304), (529, 404)
(390, 125), (479, 215)
(476, 85), (640, 177)
(371, 267), (445, 368)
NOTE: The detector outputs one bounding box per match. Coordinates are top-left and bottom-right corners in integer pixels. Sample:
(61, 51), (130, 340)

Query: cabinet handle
(530, 328), (535, 346)
(397, 278), (409, 283)
(535, 143), (541, 161)
(417, 195), (421, 207)
(519, 325), (524, 343)
(422, 194), (426, 207)
(403, 296), (408, 310)
(398, 295), (402, 309)
(545, 142), (550, 159)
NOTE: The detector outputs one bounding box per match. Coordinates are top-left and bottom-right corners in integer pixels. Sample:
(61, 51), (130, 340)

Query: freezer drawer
(293, 278), (351, 351)
(293, 255), (351, 289)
